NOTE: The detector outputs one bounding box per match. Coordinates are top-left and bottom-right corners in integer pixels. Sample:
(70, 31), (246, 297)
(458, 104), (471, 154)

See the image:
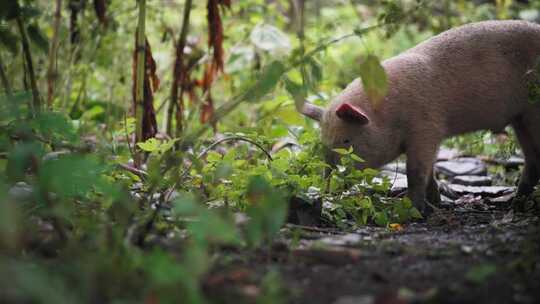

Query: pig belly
(441, 86), (529, 136)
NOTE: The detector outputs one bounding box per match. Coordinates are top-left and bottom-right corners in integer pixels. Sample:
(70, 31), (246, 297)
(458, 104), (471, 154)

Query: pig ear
(298, 101), (324, 121)
(336, 103), (369, 124)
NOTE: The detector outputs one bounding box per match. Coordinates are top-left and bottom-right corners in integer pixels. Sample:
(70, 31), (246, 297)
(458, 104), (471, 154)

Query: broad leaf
(247, 61), (286, 102)
(359, 55), (388, 106)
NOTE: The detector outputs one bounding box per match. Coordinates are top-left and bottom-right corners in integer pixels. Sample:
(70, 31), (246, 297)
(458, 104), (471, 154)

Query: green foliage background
(0, 0), (537, 303)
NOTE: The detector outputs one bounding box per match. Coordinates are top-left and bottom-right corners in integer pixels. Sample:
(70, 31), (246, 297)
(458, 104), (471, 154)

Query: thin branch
(117, 163), (148, 180)
(0, 53), (12, 97)
(134, 0), (147, 167)
(124, 112), (136, 161)
(47, 0), (63, 109)
(16, 14), (42, 115)
(166, 0), (193, 136)
(197, 136), (273, 161)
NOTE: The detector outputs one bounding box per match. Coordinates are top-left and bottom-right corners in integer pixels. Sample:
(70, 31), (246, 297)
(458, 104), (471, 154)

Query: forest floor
(203, 151), (540, 304)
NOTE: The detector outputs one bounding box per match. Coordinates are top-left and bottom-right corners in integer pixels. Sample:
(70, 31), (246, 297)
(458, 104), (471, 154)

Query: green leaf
(374, 211), (389, 226)
(245, 176), (287, 247)
(275, 107), (303, 125)
(247, 61), (287, 102)
(121, 117), (136, 135)
(39, 155), (105, 199)
(359, 197), (373, 210)
(350, 154), (364, 163)
(26, 24), (49, 53)
(465, 264), (497, 284)
(172, 194), (240, 245)
(32, 112), (78, 143)
(332, 148), (350, 155)
(137, 138), (160, 153)
(284, 76), (309, 114)
(402, 197), (413, 209)
(410, 207), (423, 219)
(137, 138), (178, 154)
(206, 151), (222, 163)
(284, 76), (304, 98)
(359, 55), (388, 106)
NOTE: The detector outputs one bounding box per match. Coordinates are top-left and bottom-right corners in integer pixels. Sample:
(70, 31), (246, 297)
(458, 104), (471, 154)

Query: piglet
(299, 20), (540, 214)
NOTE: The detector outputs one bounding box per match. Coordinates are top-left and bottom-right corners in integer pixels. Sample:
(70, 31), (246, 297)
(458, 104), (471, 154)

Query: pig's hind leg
(405, 138), (441, 215)
(512, 110), (540, 202)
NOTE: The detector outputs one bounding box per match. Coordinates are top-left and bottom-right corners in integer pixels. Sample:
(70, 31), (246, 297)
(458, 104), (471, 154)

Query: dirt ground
(205, 207), (540, 304)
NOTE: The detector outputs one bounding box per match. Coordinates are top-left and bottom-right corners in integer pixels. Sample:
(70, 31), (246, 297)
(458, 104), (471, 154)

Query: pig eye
(343, 139), (351, 145)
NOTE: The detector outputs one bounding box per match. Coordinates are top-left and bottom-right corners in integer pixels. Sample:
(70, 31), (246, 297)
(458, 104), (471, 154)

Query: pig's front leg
(405, 141), (440, 214)
(426, 171), (441, 206)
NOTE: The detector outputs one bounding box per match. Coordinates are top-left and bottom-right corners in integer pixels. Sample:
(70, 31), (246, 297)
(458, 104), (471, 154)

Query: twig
(285, 223), (341, 233)
(0, 52), (12, 97)
(47, 0), (63, 109)
(197, 136), (273, 161)
(16, 13), (41, 115)
(117, 163), (148, 179)
(123, 113), (135, 157)
(134, 0), (147, 167)
(166, 0), (193, 136)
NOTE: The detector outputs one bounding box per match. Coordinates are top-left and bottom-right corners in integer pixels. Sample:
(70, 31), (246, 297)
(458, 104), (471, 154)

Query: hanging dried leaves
(207, 0), (231, 73)
(132, 38), (159, 141)
(93, 0), (108, 26)
(200, 64), (216, 125)
(201, 0), (231, 126)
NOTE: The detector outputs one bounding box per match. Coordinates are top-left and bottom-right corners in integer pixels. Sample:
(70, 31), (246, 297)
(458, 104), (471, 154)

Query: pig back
(401, 20), (540, 136)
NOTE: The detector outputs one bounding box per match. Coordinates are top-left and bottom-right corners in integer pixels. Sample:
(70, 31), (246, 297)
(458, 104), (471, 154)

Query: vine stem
(197, 136), (273, 161)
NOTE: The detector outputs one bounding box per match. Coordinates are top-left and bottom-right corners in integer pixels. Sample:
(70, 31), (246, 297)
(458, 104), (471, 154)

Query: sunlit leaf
(137, 138), (177, 154)
(332, 148), (350, 155)
(247, 61), (286, 102)
(359, 55), (388, 106)
(350, 154), (364, 163)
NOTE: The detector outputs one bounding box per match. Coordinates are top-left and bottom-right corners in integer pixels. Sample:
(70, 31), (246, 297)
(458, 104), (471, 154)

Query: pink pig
(299, 20), (540, 214)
